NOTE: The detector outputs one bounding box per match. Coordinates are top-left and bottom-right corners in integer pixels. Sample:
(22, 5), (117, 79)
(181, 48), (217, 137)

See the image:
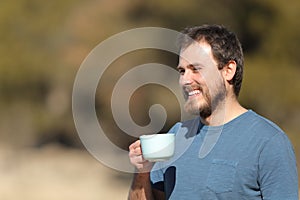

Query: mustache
(182, 84), (203, 93)
(182, 84), (203, 99)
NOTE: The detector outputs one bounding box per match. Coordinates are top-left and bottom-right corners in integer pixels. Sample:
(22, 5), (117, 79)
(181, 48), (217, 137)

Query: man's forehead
(180, 41), (211, 55)
(179, 41), (213, 64)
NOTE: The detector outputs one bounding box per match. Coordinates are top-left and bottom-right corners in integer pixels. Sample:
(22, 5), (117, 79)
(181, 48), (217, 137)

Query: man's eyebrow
(190, 63), (202, 67)
(177, 63), (203, 69)
(176, 65), (183, 69)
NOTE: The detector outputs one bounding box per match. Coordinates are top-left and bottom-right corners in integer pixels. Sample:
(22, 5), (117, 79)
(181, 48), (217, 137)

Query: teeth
(188, 90), (200, 96)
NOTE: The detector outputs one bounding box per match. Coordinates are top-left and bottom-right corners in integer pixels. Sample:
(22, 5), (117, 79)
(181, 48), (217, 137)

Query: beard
(184, 89), (212, 118)
(183, 79), (226, 119)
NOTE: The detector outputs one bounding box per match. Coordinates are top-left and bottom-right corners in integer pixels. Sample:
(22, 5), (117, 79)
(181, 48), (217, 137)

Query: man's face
(177, 41), (226, 118)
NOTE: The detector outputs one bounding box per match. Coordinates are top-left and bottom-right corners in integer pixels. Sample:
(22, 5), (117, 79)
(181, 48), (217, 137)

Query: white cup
(139, 133), (175, 162)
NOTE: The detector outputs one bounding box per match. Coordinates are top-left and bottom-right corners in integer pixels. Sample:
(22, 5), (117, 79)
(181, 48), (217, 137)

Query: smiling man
(128, 24), (298, 200)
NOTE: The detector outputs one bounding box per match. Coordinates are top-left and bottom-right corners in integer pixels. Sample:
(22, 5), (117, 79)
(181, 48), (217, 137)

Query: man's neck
(200, 98), (247, 126)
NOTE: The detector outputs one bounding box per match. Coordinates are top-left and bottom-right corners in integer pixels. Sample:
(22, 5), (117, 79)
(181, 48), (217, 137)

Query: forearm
(128, 172), (154, 200)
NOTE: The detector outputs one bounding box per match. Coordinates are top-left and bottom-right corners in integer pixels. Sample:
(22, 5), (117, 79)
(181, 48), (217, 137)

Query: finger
(132, 153), (149, 164)
(132, 154), (145, 163)
(129, 154), (145, 166)
(129, 149), (142, 158)
(129, 141), (142, 156)
(133, 146), (142, 155)
(129, 140), (140, 150)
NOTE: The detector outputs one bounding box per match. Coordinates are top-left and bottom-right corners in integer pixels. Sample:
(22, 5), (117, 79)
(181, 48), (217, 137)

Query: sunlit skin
(177, 41), (226, 123)
(177, 41), (247, 125)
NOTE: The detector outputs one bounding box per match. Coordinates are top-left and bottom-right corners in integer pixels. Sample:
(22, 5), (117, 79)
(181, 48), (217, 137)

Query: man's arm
(128, 140), (165, 200)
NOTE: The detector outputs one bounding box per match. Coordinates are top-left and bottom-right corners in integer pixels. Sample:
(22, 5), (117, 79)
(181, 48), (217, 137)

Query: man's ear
(222, 60), (237, 82)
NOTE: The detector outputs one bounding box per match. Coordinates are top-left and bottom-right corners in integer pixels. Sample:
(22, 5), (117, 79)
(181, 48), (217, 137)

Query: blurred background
(1, 0), (300, 199)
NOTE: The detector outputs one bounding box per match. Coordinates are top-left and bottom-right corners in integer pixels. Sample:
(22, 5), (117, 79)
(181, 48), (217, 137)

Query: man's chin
(184, 103), (196, 115)
(184, 104), (211, 118)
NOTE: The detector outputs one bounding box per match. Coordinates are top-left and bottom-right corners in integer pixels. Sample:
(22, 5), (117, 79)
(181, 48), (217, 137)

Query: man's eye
(178, 69), (185, 74)
(193, 67), (200, 72)
(188, 64), (201, 72)
(192, 65), (202, 72)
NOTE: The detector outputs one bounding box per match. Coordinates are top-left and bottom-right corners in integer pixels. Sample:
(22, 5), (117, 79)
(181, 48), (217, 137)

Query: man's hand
(129, 140), (154, 173)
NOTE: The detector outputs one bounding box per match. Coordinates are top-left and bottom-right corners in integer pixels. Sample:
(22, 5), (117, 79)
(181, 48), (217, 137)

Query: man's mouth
(188, 89), (201, 97)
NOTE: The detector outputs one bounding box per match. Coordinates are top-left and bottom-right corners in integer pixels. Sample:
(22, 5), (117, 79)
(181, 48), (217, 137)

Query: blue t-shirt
(150, 110), (298, 199)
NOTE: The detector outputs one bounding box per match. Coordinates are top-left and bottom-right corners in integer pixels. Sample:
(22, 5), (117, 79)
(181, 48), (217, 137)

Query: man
(128, 24), (298, 199)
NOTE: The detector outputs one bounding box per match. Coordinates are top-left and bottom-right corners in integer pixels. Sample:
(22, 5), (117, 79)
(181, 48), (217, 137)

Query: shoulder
(245, 111), (295, 157)
(246, 110), (286, 139)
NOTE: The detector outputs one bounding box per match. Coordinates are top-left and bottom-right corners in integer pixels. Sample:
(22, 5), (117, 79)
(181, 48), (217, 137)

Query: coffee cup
(139, 133), (175, 162)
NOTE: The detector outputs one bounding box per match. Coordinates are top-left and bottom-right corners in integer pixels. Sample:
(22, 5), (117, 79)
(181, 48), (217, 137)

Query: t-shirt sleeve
(258, 133), (299, 199)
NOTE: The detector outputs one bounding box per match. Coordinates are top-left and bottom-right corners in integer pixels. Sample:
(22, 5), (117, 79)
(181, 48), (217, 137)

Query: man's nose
(181, 70), (193, 85)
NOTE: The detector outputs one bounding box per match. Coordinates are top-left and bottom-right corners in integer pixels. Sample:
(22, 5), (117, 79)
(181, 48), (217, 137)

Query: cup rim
(139, 133), (174, 139)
